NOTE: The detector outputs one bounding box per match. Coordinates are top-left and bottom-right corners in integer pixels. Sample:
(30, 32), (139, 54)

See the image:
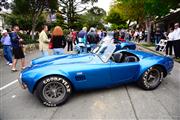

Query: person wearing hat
(173, 23), (180, 58)
(0, 29), (13, 66)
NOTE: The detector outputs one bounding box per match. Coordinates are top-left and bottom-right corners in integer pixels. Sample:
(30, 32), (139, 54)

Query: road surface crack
(49, 107), (59, 120)
(125, 85), (139, 120)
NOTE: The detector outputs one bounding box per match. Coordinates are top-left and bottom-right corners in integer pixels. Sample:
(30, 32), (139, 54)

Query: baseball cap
(2, 30), (7, 34)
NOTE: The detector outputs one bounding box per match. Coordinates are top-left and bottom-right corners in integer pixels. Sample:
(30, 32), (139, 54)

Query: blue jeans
(3, 45), (12, 63)
(41, 50), (49, 56)
(53, 48), (64, 55)
(154, 36), (161, 45)
(79, 46), (87, 53)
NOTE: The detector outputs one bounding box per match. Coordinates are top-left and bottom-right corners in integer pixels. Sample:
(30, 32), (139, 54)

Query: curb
(137, 44), (180, 63)
(137, 45), (163, 55)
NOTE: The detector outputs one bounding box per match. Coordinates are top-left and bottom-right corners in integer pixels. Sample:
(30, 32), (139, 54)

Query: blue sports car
(19, 43), (174, 107)
(75, 36), (136, 53)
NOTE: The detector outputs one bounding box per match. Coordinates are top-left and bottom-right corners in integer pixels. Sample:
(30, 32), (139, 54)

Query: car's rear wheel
(36, 76), (72, 107)
(138, 66), (164, 90)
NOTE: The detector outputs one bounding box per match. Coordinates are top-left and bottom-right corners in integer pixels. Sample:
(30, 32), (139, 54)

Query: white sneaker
(6, 62), (10, 65)
(9, 63), (12, 66)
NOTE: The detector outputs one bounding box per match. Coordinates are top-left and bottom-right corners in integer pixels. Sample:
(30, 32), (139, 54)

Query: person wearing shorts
(10, 26), (25, 72)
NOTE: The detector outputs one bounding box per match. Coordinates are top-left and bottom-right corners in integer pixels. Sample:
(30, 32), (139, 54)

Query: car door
(72, 63), (111, 90)
(110, 61), (140, 84)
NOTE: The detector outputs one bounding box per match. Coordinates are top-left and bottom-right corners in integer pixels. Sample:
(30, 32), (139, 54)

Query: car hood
(31, 53), (94, 65)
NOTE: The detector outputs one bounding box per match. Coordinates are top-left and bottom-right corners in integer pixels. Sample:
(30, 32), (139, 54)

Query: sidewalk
(136, 42), (180, 63)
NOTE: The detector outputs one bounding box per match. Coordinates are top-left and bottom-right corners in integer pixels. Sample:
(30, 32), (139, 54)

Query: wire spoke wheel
(43, 82), (66, 103)
(146, 69), (161, 87)
(138, 67), (163, 90)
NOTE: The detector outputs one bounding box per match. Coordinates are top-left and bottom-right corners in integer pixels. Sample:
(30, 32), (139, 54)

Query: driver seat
(124, 56), (138, 62)
(112, 53), (123, 63)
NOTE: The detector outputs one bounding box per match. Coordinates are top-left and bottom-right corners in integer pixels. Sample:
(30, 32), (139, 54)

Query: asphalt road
(0, 49), (180, 120)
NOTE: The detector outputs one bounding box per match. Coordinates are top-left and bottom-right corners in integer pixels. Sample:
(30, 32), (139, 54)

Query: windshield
(92, 36), (116, 62)
(92, 35), (114, 54)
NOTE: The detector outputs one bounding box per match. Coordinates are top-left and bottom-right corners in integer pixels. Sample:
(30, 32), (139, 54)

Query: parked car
(74, 36), (136, 53)
(19, 42), (174, 107)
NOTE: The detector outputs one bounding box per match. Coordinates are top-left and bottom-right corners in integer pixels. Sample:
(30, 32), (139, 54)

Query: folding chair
(156, 39), (168, 52)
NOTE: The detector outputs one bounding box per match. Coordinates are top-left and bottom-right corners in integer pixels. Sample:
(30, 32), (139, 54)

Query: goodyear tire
(138, 66), (164, 90)
(36, 76), (72, 107)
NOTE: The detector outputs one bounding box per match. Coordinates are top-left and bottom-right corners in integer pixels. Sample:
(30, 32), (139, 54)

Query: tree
(80, 6), (106, 29)
(4, 13), (47, 31)
(106, 8), (127, 29)
(112, 0), (180, 44)
(58, 0), (98, 29)
(0, 0), (10, 11)
(11, 0), (58, 40)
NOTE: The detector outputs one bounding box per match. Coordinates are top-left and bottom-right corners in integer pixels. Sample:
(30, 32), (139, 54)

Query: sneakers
(21, 67), (26, 70)
(6, 62), (12, 66)
(11, 68), (18, 72)
(9, 63), (12, 66)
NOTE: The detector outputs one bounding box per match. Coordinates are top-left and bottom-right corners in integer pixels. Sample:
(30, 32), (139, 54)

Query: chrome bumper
(18, 73), (27, 89)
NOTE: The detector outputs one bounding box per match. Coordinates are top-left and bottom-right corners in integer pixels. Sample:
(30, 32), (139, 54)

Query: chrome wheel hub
(43, 82), (66, 103)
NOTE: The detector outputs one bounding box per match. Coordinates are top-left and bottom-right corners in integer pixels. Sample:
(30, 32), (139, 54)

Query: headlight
(18, 73), (27, 89)
(29, 61), (32, 67)
(18, 73), (22, 84)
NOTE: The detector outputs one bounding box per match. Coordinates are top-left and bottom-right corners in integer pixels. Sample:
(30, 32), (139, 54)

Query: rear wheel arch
(139, 65), (167, 79)
(153, 65), (167, 77)
(138, 65), (166, 90)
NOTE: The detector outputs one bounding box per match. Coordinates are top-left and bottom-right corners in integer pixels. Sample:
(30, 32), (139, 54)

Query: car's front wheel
(36, 76), (72, 107)
(138, 66), (164, 90)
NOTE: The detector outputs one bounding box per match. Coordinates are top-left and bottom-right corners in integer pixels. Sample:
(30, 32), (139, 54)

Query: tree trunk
(31, 16), (37, 41)
(146, 18), (152, 44)
(31, 22), (36, 41)
(31, 7), (43, 40)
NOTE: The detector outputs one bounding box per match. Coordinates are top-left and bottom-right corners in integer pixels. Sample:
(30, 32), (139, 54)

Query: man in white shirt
(173, 23), (180, 40)
(38, 25), (50, 56)
(166, 28), (174, 56)
(173, 23), (180, 58)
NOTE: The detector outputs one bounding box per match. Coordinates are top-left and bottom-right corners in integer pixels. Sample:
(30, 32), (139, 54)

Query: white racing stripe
(0, 79), (18, 91)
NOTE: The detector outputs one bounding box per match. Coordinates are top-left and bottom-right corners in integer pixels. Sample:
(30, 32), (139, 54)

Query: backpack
(66, 34), (73, 42)
(87, 33), (96, 44)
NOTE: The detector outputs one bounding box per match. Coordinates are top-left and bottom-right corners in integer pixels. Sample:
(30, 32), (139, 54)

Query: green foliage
(59, 0), (98, 29)
(110, 24), (128, 30)
(17, 32), (39, 44)
(12, 0), (58, 15)
(114, 0), (180, 22)
(106, 9), (126, 25)
(10, 0), (58, 40)
(79, 7), (106, 29)
(4, 14), (46, 31)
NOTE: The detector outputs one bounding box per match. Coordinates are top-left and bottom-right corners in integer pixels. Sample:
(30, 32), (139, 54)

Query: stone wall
(0, 43), (39, 57)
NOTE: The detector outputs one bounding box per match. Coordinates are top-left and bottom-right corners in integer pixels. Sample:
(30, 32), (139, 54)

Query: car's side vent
(75, 75), (86, 81)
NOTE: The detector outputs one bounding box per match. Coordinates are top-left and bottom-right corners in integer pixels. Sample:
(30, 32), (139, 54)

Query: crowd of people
(165, 23), (180, 58)
(1, 22), (180, 72)
(39, 25), (105, 55)
(1, 25), (25, 71)
(0, 25), (107, 71)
